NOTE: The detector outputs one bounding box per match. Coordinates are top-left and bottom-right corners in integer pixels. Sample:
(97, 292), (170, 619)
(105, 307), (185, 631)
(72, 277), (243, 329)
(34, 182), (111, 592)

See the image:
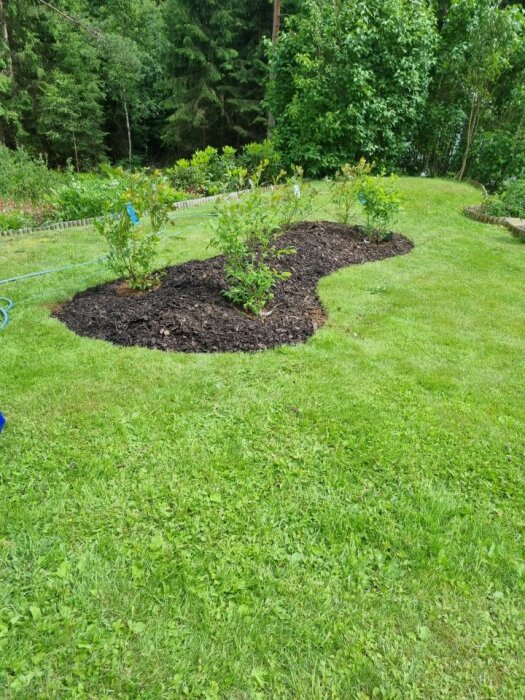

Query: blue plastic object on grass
(0, 412), (6, 433)
(358, 193), (367, 205)
(126, 203), (140, 225)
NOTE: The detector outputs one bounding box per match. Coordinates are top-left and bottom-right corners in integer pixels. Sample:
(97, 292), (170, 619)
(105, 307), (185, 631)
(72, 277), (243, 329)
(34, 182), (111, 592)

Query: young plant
(95, 171), (173, 290)
(275, 166), (317, 229)
(331, 159), (373, 225)
(358, 175), (402, 242)
(211, 165), (295, 315)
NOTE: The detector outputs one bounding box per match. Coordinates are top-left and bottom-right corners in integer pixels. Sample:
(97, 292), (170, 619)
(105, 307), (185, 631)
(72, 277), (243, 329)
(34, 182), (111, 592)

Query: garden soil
(55, 221), (413, 353)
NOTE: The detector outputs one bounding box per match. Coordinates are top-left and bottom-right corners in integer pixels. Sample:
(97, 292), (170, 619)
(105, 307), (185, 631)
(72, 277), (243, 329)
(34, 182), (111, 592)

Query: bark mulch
(54, 221), (413, 353)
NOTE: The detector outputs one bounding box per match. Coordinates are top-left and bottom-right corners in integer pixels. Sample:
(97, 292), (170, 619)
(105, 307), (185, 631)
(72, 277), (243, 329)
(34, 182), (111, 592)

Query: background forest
(0, 0), (524, 187)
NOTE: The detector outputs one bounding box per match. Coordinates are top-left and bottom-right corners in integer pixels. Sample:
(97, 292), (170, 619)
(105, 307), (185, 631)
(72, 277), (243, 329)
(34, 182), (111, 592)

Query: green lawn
(1, 179), (524, 699)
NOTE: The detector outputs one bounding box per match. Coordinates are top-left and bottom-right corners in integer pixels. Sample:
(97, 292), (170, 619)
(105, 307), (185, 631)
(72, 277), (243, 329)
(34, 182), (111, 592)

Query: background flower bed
(0, 142), (283, 232)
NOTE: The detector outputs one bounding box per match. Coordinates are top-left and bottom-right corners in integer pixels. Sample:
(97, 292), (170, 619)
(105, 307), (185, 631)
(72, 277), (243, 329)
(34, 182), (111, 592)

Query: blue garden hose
(0, 297), (14, 330)
(0, 210), (217, 329)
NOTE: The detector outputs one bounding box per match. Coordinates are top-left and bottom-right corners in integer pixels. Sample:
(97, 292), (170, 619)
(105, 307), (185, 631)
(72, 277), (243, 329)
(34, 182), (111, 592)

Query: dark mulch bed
(54, 221), (413, 353)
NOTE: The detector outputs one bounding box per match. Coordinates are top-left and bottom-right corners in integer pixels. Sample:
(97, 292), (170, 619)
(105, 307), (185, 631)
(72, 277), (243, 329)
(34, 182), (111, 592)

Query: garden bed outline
(55, 221), (414, 354)
(464, 204), (525, 241)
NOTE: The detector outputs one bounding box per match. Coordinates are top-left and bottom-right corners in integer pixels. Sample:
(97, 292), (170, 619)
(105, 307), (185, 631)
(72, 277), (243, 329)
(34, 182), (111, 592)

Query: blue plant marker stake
(126, 203), (140, 225)
(358, 193), (367, 205)
(0, 411), (6, 433)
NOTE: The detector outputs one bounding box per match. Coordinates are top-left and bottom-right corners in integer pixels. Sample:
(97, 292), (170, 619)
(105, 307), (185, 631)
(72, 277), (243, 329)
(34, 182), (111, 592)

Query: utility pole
(268, 0), (281, 133)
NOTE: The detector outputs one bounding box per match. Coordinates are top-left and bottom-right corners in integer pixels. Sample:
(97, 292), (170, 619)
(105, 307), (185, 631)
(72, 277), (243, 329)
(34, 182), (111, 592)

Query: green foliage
(95, 171), (173, 290)
(329, 157), (403, 240)
(0, 209), (31, 231)
(51, 170), (130, 221)
(358, 175), (402, 241)
(167, 142), (284, 196)
(211, 166), (294, 314)
(410, 0), (525, 183)
(241, 140), (283, 182)
(37, 24), (106, 169)
(485, 178), (525, 219)
(267, 0), (437, 175)
(162, 0), (272, 152)
(273, 166), (317, 230)
(0, 146), (61, 203)
(2, 179), (525, 699)
(0, 199), (57, 231)
(470, 128), (525, 193)
(331, 159), (374, 226)
(167, 147), (233, 196)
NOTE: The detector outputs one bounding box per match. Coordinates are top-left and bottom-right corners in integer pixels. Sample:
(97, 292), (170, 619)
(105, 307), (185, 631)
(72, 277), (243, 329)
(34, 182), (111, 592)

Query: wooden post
(268, 0), (281, 133)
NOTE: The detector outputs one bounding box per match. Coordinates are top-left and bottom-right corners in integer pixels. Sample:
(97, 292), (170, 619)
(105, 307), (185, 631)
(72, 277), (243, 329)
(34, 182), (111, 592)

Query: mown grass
(1, 179), (524, 699)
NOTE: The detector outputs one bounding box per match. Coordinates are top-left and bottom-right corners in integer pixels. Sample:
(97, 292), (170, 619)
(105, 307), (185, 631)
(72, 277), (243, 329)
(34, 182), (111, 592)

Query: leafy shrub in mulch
(94, 171), (175, 291)
(331, 159), (402, 241)
(211, 166), (316, 315)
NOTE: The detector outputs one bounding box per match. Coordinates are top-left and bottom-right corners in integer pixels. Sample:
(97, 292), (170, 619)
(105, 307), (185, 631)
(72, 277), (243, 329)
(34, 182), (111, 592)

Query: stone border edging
(464, 205), (525, 241)
(0, 187), (271, 239)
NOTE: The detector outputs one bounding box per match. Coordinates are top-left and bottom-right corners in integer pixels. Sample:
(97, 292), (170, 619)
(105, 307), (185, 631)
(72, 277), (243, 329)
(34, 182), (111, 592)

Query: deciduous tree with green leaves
(267, 0), (437, 175)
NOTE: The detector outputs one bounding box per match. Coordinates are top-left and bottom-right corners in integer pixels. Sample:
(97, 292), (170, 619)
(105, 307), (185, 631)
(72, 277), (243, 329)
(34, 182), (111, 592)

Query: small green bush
(241, 140), (283, 182)
(211, 165), (295, 315)
(167, 146), (232, 195)
(0, 146), (63, 203)
(358, 175), (402, 241)
(485, 178), (525, 219)
(95, 171), (173, 290)
(167, 141), (284, 196)
(51, 169), (129, 221)
(274, 166), (317, 229)
(331, 159), (373, 225)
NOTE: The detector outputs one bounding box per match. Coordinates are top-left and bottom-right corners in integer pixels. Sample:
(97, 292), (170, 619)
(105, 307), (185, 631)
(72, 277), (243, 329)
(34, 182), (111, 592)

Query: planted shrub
(331, 159), (373, 225)
(167, 141), (284, 196)
(211, 165), (295, 315)
(274, 166), (317, 230)
(241, 140), (283, 182)
(95, 171), (173, 290)
(167, 146), (234, 195)
(359, 175), (402, 242)
(485, 178), (525, 219)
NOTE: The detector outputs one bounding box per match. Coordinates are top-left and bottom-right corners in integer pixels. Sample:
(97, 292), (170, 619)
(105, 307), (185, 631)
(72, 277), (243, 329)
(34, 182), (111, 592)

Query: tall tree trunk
(458, 96), (480, 181)
(72, 132), (80, 172)
(123, 98), (132, 166)
(0, 0), (13, 80)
